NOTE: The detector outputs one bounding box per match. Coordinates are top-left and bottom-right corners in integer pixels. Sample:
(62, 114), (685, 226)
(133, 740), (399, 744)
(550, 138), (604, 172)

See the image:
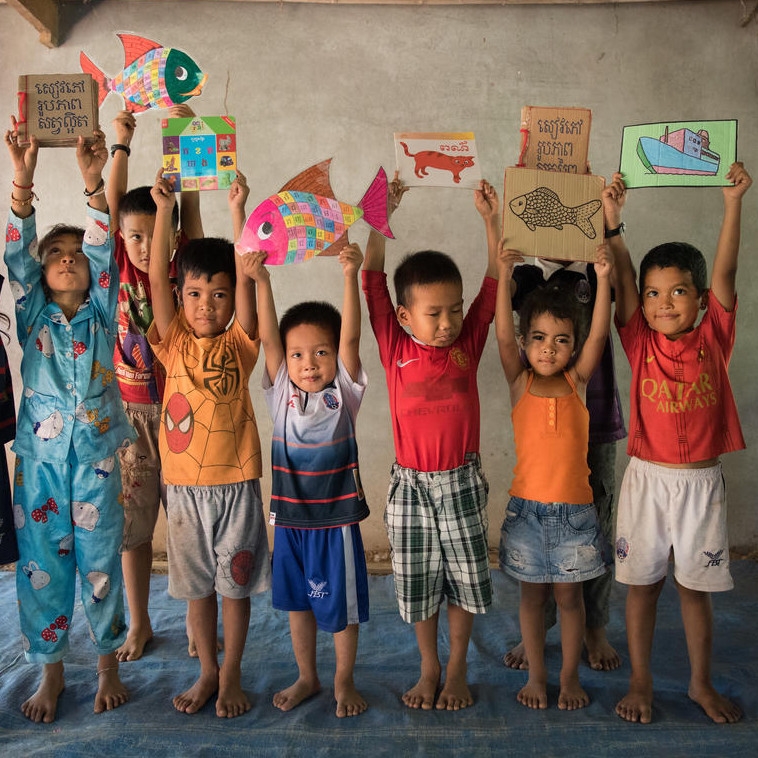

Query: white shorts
(615, 457), (732, 592)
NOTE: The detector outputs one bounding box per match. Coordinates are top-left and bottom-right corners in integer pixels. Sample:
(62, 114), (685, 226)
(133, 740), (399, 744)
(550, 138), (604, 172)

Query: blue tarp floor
(1, 561), (757, 757)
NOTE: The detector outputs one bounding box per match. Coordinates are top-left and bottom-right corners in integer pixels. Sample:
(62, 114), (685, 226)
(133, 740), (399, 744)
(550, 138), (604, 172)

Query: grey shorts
(384, 455), (491, 623)
(166, 479), (271, 600)
(118, 402), (165, 551)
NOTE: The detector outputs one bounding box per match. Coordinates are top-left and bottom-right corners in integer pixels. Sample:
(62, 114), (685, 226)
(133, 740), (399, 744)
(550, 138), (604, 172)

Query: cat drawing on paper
(400, 142), (475, 184)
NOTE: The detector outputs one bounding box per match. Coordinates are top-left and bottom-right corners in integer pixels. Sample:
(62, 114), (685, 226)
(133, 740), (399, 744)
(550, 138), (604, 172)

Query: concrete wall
(1, 0), (757, 556)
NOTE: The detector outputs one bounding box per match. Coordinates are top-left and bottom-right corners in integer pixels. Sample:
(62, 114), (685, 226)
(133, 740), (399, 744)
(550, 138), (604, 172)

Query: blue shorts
(272, 523), (369, 633)
(499, 497), (610, 584)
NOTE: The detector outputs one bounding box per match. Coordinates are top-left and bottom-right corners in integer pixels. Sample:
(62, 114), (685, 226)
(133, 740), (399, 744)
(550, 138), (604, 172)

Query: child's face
(396, 282), (464, 347)
(520, 312), (576, 377)
(120, 212), (156, 274)
(180, 271), (234, 338)
(285, 323), (338, 393)
(42, 233), (90, 299)
(641, 265), (701, 341)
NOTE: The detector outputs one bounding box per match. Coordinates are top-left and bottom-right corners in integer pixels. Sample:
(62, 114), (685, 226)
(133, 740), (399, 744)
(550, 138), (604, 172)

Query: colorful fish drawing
(80, 33), (207, 113)
(237, 160), (394, 265)
(509, 187), (601, 239)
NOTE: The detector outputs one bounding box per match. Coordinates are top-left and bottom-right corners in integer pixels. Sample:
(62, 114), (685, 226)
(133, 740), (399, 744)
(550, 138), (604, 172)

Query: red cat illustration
(400, 142), (475, 184)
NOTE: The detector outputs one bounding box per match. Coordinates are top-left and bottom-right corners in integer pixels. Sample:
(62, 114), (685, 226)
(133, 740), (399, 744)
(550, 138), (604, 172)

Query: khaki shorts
(118, 402), (165, 551)
(615, 457), (732, 592)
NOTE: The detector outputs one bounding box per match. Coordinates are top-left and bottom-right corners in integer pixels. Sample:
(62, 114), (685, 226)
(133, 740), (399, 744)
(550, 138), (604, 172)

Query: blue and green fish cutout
(80, 33), (207, 112)
(238, 160), (394, 266)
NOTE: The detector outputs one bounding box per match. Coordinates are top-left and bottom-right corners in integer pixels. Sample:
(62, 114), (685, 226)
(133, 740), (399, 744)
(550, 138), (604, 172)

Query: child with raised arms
(148, 169), (270, 718)
(608, 164), (751, 724)
(4, 120), (136, 722)
(362, 176), (500, 710)
(246, 241), (369, 718)
(495, 240), (613, 710)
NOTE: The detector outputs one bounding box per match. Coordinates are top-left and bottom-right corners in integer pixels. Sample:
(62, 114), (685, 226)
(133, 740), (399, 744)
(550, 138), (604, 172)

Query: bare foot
(584, 627), (620, 671)
(436, 674), (473, 711)
(402, 669), (440, 710)
(272, 676), (321, 712)
(616, 678), (653, 723)
(94, 666), (129, 713)
(21, 662), (65, 723)
(558, 677), (590, 711)
(116, 625), (153, 662)
(216, 667), (251, 719)
(517, 678), (548, 710)
(503, 640), (529, 670)
(688, 682), (742, 724)
(174, 672), (219, 714)
(335, 680), (367, 718)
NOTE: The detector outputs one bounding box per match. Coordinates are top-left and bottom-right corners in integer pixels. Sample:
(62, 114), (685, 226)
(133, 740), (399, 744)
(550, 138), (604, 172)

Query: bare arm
(148, 169), (178, 340)
(363, 171), (407, 272)
(5, 115), (38, 220)
(228, 174), (257, 335)
(474, 179), (501, 280)
(227, 170), (249, 244)
(77, 130), (109, 214)
(602, 173), (637, 327)
(241, 251), (282, 382)
(495, 240), (526, 388)
(710, 162), (752, 311)
(338, 243), (363, 381)
(571, 245), (612, 385)
(105, 110), (135, 228)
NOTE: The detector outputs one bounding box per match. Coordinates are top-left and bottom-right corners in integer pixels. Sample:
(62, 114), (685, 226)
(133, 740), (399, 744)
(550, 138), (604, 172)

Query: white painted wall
(1, 0), (756, 554)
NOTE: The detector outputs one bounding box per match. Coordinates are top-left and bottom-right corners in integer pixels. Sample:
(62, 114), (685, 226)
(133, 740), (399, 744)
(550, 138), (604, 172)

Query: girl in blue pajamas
(4, 119), (135, 723)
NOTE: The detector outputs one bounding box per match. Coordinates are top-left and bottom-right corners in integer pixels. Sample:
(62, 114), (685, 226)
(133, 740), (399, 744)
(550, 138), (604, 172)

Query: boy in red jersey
(608, 163), (751, 725)
(362, 175), (499, 710)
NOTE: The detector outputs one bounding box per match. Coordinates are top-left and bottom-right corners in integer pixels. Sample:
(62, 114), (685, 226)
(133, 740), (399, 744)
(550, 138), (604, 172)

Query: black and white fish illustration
(509, 187), (601, 239)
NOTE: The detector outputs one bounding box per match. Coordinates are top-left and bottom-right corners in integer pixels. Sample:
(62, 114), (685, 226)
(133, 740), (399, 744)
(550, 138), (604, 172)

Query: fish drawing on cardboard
(503, 167), (604, 263)
(237, 160), (394, 265)
(80, 33), (207, 112)
(510, 187), (600, 238)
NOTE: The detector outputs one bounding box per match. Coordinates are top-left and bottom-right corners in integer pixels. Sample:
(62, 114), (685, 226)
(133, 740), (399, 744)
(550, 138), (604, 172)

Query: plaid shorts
(385, 455), (491, 623)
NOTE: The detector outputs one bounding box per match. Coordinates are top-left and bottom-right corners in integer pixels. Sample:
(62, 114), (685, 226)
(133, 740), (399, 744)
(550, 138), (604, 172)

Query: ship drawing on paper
(509, 187), (601, 239)
(636, 126), (720, 176)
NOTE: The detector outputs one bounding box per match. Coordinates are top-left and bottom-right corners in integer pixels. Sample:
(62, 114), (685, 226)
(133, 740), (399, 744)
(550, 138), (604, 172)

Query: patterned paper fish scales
(80, 33), (207, 113)
(238, 160), (393, 266)
(510, 186), (601, 239)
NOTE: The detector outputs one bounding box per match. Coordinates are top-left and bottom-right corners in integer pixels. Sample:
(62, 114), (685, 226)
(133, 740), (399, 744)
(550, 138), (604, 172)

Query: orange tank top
(509, 371), (592, 505)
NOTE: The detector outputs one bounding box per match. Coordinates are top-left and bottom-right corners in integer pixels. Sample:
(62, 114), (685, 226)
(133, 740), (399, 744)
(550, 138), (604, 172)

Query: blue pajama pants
(14, 453), (127, 663)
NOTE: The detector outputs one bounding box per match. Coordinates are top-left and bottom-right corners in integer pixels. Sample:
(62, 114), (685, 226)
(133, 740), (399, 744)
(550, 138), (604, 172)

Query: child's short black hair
(518, 283), (588, 350)
(176, 238), (236, 291)
(279, 301), (341, 349)
(119, 185), (179, 230)
(639, 242), (707, 295)
(393, 250), (462, 307)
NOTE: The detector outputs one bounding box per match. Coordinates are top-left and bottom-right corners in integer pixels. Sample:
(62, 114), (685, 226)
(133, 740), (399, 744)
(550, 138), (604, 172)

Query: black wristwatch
(605, 222), (625, 238)
(110, 143), (131, 158)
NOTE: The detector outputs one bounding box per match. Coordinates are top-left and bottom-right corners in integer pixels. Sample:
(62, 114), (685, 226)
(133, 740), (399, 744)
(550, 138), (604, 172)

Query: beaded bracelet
(11, 191), (37, 206)
(12, 180), (34, 190)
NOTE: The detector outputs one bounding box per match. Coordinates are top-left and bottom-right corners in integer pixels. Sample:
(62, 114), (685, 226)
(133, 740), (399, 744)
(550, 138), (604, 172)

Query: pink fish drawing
(80, 33), (207, 113)
(237, 160), (394, 265)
